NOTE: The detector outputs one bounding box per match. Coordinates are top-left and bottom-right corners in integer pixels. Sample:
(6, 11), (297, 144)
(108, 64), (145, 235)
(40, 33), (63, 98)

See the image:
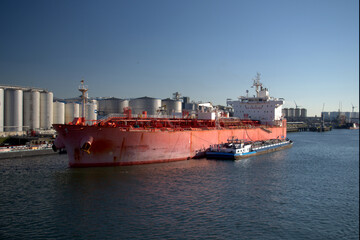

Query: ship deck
(65, 116), (284, 132)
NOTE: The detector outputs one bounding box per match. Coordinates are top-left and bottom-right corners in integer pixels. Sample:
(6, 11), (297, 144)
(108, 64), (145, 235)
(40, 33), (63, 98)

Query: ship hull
(53, 123), (287, 167)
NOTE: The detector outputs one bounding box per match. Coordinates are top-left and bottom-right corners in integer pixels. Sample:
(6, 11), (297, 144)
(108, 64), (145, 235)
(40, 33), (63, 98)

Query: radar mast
(79, 79), (88, 119)
(251, 73), (262, 98)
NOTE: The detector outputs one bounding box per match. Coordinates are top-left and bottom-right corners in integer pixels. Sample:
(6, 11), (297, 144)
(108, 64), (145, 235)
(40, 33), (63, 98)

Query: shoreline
(0, 148), (58, 159)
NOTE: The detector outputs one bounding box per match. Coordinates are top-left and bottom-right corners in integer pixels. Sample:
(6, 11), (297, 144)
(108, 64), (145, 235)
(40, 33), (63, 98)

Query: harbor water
(0, 130), (358, 239)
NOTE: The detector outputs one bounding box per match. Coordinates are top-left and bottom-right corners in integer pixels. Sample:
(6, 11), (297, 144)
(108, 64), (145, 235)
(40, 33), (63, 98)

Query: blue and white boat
(206, 137), (293, 160)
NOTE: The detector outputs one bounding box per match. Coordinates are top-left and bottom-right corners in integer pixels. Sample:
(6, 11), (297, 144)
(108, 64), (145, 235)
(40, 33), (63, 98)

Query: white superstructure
(227, 73), (284, 126)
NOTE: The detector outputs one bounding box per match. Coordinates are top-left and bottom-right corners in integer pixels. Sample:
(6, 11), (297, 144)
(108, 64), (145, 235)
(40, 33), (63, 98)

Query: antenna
(251, 72), (262, 97)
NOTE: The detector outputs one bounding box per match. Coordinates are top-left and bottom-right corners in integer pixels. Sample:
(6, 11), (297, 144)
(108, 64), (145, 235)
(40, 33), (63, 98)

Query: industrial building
(282, 108), (307, 119)
(0, 85), (97, 135)
(321, 111), (359, 123)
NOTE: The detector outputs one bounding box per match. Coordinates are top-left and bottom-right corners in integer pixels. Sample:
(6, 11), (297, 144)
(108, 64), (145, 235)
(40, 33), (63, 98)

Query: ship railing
(96, 113), (187, 123)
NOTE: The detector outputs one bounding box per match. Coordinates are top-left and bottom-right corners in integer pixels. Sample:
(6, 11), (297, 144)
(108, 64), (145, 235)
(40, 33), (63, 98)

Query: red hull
(53, 119), (287, 167)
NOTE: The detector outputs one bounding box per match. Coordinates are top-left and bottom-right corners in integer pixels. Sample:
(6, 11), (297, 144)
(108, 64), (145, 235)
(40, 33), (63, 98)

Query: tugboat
(206, 137), (293, 160)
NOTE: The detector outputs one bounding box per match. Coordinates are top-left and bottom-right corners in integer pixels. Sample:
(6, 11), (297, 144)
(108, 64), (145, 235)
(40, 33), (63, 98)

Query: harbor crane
(351, 103), (357, 112)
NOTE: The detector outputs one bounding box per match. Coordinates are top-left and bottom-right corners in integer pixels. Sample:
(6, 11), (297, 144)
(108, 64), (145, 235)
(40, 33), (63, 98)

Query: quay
(0, 148), (57, 159)
(0, 135), (58, 159)
(287, 122), (332, 132)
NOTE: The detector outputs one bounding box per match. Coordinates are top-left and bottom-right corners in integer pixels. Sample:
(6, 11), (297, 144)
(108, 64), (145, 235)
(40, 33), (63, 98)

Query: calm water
(0, 130), (358, 239)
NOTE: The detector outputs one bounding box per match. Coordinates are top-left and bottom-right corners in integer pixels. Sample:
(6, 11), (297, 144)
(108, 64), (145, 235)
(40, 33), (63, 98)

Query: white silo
(98, 98), (129, 116)
(282, 108), (289, 118)
(300, 108), (307, 118)
(129, 97), (162, 115)
(53, 101), (65, 124)
(162, 98), (182, 115)
(288, 108), (295, 118)
(118, 99), (129, 114)
(86, 100), (98, 124)
(23, 90), (40, 130)
(65, 102), (80, 123)
(40, 92), (53, 129)
(0, 88), (3, 132)
(4, 89), (23, 132)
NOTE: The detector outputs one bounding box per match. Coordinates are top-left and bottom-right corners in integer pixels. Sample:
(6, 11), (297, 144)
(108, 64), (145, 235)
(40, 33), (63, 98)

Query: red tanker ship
(53, 116), (287, 167)
(53, 74), (287, 167)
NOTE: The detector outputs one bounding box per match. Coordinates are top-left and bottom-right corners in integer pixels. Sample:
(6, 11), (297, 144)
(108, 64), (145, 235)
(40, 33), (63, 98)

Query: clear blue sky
(0, 0), (358, 116)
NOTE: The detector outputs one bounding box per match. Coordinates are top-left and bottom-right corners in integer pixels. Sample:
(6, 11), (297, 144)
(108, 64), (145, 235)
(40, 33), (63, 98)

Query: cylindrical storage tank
(288, 108), (295, 118)
(129, 97), (161, 115)
(282, 108), (289, 118)
(117, 99), (129, 114)
(98, 98), (112, 116)
(5, 89), (23, 132)
(86, 100), (98, 124)
(300, 108), (307, 118)
(65, 102), (80, 123)
(294, 108), (300, 118)
(0, 88), (3, 132)
(53, 101), (65, 124)
(98, 98), (129, 116)
(40, 92), (53, 129)
(23, 90), (40, 131)
(161, 98), (182, 115)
